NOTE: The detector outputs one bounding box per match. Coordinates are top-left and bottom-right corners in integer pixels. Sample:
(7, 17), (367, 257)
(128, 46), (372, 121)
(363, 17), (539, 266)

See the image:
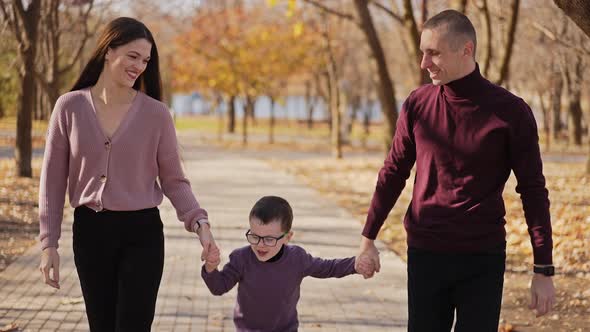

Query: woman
(38, 17), (216, 331)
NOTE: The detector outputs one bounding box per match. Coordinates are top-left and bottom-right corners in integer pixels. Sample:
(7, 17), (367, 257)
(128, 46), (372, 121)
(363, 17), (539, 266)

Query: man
(355, 9), (555, 332)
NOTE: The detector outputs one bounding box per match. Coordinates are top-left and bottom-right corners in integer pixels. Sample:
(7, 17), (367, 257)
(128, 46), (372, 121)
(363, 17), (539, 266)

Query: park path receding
(0, 143), (408, 331)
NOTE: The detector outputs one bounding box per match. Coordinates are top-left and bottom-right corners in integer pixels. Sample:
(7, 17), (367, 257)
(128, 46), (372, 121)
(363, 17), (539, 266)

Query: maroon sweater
(202, 245), (356, 332)
(363, 65), (552, 264)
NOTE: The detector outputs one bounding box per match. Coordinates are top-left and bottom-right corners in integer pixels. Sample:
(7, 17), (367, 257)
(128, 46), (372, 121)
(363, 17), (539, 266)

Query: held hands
(195, 220), (218, 262)
(529, 273), (556, 317)
(40, 247), (60, 289)
(204, 246), (221, 273)
(355, 236), (381, 279)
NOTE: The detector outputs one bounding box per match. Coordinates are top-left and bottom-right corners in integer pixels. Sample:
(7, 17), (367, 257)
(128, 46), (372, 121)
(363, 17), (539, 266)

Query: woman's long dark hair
(71, 17), (162, 101)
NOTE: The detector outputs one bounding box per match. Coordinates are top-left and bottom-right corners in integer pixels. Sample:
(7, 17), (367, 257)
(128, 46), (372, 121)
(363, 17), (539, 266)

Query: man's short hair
(250, 196), (293, 232)
(423, 9), (477, 56)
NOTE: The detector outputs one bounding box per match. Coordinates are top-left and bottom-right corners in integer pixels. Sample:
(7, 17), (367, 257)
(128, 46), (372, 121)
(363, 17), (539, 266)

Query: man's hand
(529, 273), (555, 317)
(355, 236), (380, 279)
(40, 247), (60, 289)
(204, 246), (221, 273)
(355, 254), (375, 276)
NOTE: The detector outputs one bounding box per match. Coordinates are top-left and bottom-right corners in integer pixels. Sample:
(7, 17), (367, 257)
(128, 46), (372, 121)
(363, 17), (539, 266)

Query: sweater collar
(265, 244), (285, 263)
(442, 63), (487, 98)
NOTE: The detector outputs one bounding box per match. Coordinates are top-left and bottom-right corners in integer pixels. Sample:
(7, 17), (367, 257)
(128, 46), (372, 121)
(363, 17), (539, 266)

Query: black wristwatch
(533, 265), (555, 276)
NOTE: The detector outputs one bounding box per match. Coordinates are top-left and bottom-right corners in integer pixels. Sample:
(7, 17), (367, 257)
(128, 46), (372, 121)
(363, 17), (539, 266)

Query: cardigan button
(99, 175), (107, 183)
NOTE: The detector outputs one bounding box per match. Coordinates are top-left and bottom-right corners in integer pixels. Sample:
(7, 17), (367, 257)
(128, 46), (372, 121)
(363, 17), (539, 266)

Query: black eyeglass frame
(245, 229), (289, 247)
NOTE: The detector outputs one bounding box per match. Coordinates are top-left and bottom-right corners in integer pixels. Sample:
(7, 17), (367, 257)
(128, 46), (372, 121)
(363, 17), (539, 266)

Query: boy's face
(248, 217), (293, 262)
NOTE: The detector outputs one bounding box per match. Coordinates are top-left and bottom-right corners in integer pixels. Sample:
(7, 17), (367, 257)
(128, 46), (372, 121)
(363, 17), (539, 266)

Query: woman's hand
(40, 247), (60, 289)
(204, 246), (221, 273)
(196, 222), (217, 262)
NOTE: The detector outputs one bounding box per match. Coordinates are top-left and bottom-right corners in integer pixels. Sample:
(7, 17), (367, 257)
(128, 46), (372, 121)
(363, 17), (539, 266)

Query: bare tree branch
(60, 1), (94, 75)
(9, 2), (24, 46)
(532, 22), (590, 56)
(369, 0), (402, 23)
(301, 0), (356, 21)
(0, 1), (13, 30)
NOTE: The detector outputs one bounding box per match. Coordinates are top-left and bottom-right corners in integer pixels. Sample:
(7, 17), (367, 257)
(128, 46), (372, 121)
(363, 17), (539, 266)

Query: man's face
(420, 26), (470, 86)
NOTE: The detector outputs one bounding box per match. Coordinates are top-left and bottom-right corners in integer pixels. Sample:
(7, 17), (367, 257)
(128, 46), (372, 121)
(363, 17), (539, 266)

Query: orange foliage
(172, 4), (322, 99)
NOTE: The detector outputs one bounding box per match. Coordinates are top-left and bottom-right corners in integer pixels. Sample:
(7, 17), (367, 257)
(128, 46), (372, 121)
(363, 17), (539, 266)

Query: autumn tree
(36, 0), (95, 120)
(173, 4), (319, 145)
(0, 0), (42, 177)
(552, 0), (590, 173)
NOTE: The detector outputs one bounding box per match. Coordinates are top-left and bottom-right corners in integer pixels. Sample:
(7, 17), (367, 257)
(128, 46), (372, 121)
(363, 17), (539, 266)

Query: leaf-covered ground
(270, 156), (590, 332)
(0, 159), (41, 273)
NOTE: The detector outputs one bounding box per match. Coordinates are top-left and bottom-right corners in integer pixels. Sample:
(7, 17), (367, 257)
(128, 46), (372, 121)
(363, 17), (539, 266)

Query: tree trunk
(269, 96), (275, 144)
(305, 80), (314, 129)
(494, 0), (520, 86)
(344, 94), (361, 142)
(475, 0), (493, 77)
(567, 90), (583, 145)
(538, 91), (550, 151)
(354, 0), (398, 151)
(362, 99), (372, 148)
(553, 0), (590, 38)
(16, 55), (36, 177)
(323, 25), (342, 158)
(328, 81), (342, 159)
(34, 83), (42, 120)
(13, 0), (42, 178)
(550, 71), (563, 142)
(247, 95), (256, 126)
(242, 97), (248, 145)
(401, 0), (430, 86)
(227, 95), (236, 133)
(214, 95), (223, 142)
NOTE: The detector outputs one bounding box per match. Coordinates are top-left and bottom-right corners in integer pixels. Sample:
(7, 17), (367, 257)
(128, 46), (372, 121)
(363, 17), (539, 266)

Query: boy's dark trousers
(73, 205), (165, 332)
(407, 246), (506, 332)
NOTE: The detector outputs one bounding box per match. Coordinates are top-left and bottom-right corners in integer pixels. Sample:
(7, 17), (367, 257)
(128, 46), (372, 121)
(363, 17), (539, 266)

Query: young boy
(202, 196), (367, 332)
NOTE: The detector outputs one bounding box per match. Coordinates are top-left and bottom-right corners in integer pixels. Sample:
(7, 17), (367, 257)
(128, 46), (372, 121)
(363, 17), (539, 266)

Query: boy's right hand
(356, 253), (377, 278)
(204, 246), (221, 273)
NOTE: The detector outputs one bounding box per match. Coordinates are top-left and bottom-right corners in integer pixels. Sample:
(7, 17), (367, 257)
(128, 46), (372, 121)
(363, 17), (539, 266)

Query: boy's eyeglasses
(245, 230), (289, 247)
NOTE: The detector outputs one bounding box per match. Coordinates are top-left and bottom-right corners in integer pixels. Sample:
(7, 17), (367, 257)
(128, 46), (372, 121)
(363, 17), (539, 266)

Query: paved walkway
(0, 145), (408, 331)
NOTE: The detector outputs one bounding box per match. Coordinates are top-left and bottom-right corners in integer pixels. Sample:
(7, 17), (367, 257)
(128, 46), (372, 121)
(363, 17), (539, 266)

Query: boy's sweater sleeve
(301, 248), (357, 278)
(201, 251), (242, 296)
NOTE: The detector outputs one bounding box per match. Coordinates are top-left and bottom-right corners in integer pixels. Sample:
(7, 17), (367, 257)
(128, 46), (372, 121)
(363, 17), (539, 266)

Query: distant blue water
(171, 93), (389, 121)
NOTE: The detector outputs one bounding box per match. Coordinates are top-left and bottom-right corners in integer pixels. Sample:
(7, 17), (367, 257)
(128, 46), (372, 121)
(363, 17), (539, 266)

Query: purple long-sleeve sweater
(363, 65), (553, 264)
(201, 245), (356, 332)
(39, 88), (208, 249)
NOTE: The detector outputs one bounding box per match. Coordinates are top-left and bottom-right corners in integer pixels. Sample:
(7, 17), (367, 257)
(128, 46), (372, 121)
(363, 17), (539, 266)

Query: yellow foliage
(293, 22), (304, 37)
(172, 5), (323, 98)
